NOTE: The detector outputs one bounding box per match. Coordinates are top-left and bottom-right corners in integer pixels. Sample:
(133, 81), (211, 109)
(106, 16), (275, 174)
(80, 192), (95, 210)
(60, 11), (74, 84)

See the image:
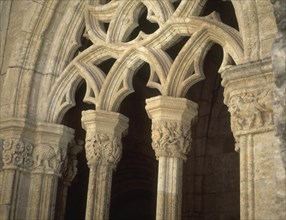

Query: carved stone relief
(1, 137), (69, 174)
(85, 133), (122, 168)
(2, 138), (34, 169)
(32, 144), (66, 174)
(61, 140), (83, 184)
(228, 89), (273, 134)
(152, 121), (191, 160)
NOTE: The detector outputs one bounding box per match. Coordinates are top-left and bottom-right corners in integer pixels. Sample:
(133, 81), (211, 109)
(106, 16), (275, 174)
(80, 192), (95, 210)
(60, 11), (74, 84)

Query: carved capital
(152, 121), (191, 160)
(146, 96), (198, 160)
(221, 60), (275, 151)
(86, 133), (122, 168)
(2, 138), (34, 169)
(228, 89), (273, 136)
(82, 110), (129, 169)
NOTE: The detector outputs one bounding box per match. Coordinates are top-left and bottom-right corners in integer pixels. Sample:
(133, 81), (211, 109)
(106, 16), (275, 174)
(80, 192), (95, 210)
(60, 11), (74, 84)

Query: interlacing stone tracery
(48, 0), (243, 123)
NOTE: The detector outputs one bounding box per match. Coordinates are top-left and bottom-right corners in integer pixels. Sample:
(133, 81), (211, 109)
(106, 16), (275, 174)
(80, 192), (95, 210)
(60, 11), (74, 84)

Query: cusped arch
(96, 16), (243, 112)
(45, 0), (244, 123)
(45, 44), (120, 123)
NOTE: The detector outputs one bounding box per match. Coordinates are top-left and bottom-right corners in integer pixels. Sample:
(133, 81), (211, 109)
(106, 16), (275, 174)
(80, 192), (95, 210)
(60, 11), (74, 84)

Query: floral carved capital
(85, 133), (122, 168)
(2, 138), (34, 169)
(228, 89), (273, 136)
(151, 121), (191, 160)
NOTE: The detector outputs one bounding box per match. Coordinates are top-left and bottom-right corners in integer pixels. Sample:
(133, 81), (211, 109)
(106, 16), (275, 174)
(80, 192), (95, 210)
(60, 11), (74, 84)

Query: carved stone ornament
(32, 144), (66, 174)
(151, 121), (191, 160)
(61, 140), (83, 184)
(2, 138), (34, 169)
(85, 133), (122, 168)
(228, 89), (273, 135)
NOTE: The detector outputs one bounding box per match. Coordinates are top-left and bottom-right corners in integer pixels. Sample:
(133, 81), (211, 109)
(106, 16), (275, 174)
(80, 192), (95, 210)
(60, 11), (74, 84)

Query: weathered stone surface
(0, 0), (285, 219)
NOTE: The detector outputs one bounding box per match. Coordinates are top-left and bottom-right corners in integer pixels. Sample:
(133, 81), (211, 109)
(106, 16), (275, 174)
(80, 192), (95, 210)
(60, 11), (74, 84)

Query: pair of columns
(81, 97), (198, 220)
(81, 59), (283, 220)
(1, 59), (283, 220)
(0, 96), (198, 220)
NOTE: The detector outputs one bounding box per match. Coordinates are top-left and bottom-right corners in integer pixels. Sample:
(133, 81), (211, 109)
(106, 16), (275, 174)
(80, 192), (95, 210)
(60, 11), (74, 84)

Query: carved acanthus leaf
(151, 121), (191, 160)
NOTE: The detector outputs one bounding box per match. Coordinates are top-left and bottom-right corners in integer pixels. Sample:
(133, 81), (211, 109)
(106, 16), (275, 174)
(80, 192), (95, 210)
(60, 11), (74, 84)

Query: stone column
(0, 118), (41, 220)
(0, 118), (74, 220)
(221, 58), (286, 219)
(26, 123), (74, 220)
(54, 140), (83, 220)
(145, 96), (198, 220)
(0, 137), (34, 220)
(81, 110), (129, 220)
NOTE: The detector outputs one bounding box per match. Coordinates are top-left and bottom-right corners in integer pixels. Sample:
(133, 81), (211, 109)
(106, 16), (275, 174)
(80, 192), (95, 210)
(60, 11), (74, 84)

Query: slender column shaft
(54, 181), (69, 220)
(85, 163), (113, 220)
(239, 135), (255, 219)
(156, 157), (183, 220)
(27, 173), (43, 220)
(0, 169), (18, 220)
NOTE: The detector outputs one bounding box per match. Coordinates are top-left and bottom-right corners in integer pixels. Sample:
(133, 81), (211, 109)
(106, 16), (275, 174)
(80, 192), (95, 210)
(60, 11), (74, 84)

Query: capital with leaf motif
(82, 110), (129, 169)
(146, 96), (198, 160)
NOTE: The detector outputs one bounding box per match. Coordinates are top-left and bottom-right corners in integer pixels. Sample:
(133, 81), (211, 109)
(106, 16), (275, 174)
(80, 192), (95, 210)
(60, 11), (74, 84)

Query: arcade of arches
(0, 0), (285, 220)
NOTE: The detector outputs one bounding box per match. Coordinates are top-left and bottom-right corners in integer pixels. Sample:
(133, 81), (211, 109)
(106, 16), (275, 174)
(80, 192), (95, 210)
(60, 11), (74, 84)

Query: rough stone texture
(221, 58), (286, 219)
(271, 0), (286, 218)
(271, 0), (286, 167)
(0, 118), (74, 220)
(0, 0), (285, 219)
